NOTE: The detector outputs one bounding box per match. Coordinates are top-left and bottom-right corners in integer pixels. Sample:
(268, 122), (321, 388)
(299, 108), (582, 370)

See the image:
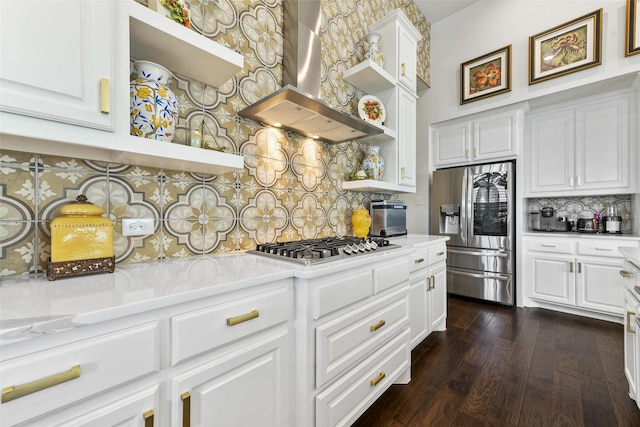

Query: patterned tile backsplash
(527, 195), (633, 233)
(0, 0), (431, 277)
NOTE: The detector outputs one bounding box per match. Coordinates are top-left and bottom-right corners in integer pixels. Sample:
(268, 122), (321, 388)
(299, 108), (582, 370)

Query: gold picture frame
(626, 0), (640, 56)
(460, 45), (512, 105)
(528, 9), (603, 85)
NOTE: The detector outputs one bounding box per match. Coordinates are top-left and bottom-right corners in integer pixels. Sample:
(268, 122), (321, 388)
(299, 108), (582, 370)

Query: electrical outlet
(122, 218), (154, 237)
(414, 196), (424, 206)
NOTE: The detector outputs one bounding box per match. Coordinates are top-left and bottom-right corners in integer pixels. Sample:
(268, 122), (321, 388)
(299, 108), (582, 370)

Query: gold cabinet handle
(227, 309), (259, 326)
(541, 244), (556, 247)
(143, 409), (154, 427)
(401, 63), (406, 76)
(414, 258), (425, 264)
(401, 167), (406, 179)
(2, 364), (80, 403)
(370, 371), (386, 386)
(474, 148), (478, 158)
(370, 319), (386, 332)
(430, 275), (435, 290)
(577, 262), (581, 274)
(465, 149), (469, 159)
(437, 251), (444, 256)
(627, 311), (636, 334)
(620, 270), (633, 278)
(181, 392), (191, 427)
(569, 262), (573, 273)
(100, 78), (110, 114)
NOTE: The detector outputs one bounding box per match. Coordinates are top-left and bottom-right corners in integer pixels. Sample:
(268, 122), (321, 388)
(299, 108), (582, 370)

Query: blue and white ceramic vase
(362, 145), (384, 180)
(364, 32), (384, 67)
(130, 60), (178, 142)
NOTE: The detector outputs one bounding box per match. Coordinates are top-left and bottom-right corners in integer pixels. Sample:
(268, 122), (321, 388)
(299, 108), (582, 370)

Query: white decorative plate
(358, 95), (386, 124)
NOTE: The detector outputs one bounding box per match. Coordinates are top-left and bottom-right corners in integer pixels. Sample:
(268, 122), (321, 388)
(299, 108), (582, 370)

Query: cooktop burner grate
(249, 237), (399, 265)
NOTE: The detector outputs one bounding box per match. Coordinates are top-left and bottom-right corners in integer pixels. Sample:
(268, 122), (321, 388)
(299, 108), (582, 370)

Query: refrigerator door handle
(448, 268), (510, 281)
(447, 248), (509, 258)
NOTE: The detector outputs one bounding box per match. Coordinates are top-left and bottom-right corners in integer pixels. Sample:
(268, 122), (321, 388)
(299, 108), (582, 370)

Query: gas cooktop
(249, 237), (400, 266)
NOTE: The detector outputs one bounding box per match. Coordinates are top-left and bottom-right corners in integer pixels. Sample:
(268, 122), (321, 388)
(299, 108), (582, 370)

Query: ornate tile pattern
(0, 0), (431, 277)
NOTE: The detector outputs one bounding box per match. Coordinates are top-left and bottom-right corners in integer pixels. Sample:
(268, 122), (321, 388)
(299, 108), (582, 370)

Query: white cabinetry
(526, 90), (636, 196)
(408, 242), (447, 349)
(524, 236), (640, 320)
(0, 0), (114, 130)
(170, 280), (293, 427)
(0, 0), (245, 175)
(431, 105), (524, 168)
(0, 322), (160, 426)
(342, 9), (420, 194)
(622, 267), (639, 402)
(294, 254), (411, 427)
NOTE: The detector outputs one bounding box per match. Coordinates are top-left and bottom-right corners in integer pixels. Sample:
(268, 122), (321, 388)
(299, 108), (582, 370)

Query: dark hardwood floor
(353, 296), (640, 427)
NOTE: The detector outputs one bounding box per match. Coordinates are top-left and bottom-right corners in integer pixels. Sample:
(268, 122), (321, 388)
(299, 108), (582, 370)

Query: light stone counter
(0, 235), (448, 343)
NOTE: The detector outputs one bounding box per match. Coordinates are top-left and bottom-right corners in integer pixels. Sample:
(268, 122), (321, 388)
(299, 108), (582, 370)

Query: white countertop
(0, 235), (447, 343)
(524, 232), (640, 239)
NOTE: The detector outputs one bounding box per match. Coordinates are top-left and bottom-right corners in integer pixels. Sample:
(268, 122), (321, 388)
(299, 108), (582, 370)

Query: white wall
(403, 0), (640, 235)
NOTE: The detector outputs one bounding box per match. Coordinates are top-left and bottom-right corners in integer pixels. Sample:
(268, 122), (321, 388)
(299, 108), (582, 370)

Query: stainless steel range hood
(238, 0), (382, 144)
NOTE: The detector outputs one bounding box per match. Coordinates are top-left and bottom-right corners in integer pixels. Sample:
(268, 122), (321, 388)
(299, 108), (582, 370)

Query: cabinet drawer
(428, 245), (447, 265)
(172, 284), (290, 365)
(316, 289), (409, 387)
(1, 323), (159, 426)
(577, 239), (639, 258)
(314, 269), (373, 319)
(316, 330), (410, 427)
(373, 258), (409, 293)
(409, 249), (429, 273)
(526, 238), (574, 254)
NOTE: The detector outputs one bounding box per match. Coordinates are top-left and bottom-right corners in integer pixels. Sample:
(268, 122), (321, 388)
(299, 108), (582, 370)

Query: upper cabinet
(0, 0), (115, 130)
(431, 105), (525, 168)
(0, 0), (245, 175)
(526, 90), (636, 196)
(342, 9), (421, 194)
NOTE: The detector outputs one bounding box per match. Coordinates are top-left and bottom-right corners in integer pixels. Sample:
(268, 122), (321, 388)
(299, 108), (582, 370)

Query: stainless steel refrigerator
(430, 161), (515, 305)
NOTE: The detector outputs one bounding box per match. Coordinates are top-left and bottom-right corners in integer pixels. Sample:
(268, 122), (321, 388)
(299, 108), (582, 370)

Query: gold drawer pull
(370, 371), (386, 386)
(436, 251), (444, 256)
(2, 364), (80, 403)
(370, 320), (386, 332)
(414, 258), (425, 264)
(181, 392), (191, 427)
(430, 275), (435, 290)
(541, 244), (556, 248)
(144, 409), (154, 427)
(100, 78), (110, 114)
(401, 63), (406, 76)
(620, 270), (633, 278)
(227, 309), (259, 326)
(628, 311), (636, 334)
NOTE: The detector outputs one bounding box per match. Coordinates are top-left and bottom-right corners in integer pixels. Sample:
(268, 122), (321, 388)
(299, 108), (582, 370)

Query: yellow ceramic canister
(50, 195), (114, 263)
(351, 205), (371, 238)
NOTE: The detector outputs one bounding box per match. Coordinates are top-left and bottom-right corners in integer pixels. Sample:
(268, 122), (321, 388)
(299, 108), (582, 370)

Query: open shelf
(342, 179), (413, 194)
(129, 1), (244, 88)
(343, 60), (396, 94)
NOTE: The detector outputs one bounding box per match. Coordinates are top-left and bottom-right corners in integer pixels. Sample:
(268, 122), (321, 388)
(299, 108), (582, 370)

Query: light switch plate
(122, 218), (154, 236)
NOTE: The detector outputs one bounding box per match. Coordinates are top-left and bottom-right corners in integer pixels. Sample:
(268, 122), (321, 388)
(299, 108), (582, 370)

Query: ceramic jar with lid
(351, 205), (371, 238)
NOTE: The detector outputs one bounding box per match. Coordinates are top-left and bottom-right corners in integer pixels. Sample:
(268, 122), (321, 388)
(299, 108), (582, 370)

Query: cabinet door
(528, 108), (575, 194)
(473, 110), (519, 162)
(529, 254), (575, 305)
(576, 258), (625, 315)
(575, 95), (633, 193)
(409, 275), (429, 349)
(173, 332), (290, 427)
(624, 289), (638, 401)
(0, 0), (114, 130)
(397, 26), (417, 92)
(428, 263), (447, 332)
(25, 386), (159, 427)
(398, 88), (417, 187)
(432, 121), (471, 167)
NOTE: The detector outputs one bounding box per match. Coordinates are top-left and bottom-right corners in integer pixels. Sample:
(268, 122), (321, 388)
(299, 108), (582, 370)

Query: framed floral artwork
(460, 45), (511, 104)
(529, 9), (602, 85)
(626, 0), (640, 56)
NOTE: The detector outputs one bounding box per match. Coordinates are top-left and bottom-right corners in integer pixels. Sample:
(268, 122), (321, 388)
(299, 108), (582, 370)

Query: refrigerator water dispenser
(439, 204), (460, 234)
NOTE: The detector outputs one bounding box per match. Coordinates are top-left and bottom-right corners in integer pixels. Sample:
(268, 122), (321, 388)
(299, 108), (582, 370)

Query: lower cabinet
(525, 236), (640, 319)
(408, 243), (447, 349)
